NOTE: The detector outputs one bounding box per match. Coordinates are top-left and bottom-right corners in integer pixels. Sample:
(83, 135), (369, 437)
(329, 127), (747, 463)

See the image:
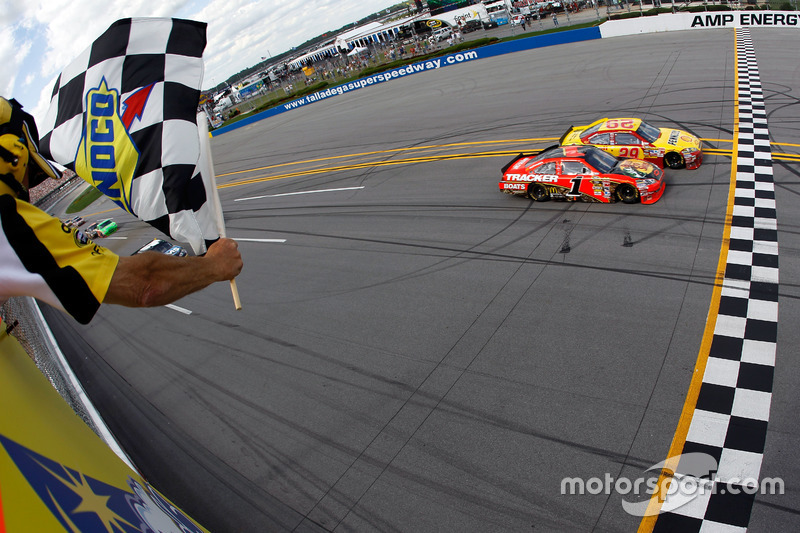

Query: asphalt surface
(43, 27), (800, 532)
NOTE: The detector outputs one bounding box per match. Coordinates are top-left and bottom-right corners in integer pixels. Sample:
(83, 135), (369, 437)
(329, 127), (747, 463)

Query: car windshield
(636, 121), (661, 143)
(147, 241), (172, 253)
(583, 148), (619, 173)
(99, 220), (113, 228)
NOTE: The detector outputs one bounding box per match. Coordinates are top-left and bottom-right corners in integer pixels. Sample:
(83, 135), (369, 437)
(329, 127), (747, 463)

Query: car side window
(561, 161), (583, 175)
(614, 133), (641, 145)
(588, 133), (610, 145)
(534, 162), (556, 174)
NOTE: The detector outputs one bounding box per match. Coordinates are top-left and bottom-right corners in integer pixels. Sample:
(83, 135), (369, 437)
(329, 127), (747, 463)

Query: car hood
(656, 128), (701, 150)
(612, 159), (663, 179)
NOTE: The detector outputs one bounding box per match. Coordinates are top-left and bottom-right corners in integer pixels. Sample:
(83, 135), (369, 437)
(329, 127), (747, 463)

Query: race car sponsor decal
(591, 179), (611, 198)
(545, 186), (566, 198)
(504, 173), (559, 182)
(508, 157), (534, 170)
(74, 79), (147, 215)
(668, 130), (680, 146)
(618, 159), (657, 178)
(502, 183), (527, 191)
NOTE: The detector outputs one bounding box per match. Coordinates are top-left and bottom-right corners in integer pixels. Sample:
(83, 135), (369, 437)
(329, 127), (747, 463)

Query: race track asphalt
(44, 27), (800, 532)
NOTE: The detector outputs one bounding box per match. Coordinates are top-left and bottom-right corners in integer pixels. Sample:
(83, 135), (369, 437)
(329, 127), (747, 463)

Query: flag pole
(197, 112), (242, 310)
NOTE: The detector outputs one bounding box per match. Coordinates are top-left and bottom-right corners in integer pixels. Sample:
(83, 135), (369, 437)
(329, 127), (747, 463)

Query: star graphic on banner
(39, 460), (136, 532)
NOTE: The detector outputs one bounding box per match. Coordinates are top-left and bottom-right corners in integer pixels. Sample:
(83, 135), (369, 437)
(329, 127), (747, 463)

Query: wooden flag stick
(229, 279), (242, 310)
(198, 112), (242, 310)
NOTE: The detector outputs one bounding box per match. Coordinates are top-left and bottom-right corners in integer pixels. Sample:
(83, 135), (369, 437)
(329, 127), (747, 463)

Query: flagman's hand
(204, 238), (244, 281)
(104, 238), (243, 308)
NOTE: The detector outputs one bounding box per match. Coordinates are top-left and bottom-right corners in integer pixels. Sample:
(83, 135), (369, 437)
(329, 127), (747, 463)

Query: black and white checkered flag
(38, 18), (220, 255)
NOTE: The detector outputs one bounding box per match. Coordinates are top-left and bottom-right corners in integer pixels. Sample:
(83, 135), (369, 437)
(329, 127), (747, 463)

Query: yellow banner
(0, 325), (208, 532)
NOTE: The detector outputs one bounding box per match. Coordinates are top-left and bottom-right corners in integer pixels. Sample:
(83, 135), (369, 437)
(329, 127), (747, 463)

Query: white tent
(347, 46), (369, 57)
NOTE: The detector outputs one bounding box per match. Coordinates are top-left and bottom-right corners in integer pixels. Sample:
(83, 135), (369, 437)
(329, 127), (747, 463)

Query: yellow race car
(560, 118), (703, 170)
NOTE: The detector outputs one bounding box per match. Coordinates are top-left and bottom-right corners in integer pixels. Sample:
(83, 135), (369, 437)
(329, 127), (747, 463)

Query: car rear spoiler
(500, 144), (560, 174)
(558, 127), (574, 145)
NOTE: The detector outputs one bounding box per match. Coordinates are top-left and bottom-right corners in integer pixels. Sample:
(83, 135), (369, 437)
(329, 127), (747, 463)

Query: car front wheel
(616, 184), (639, 204)
(664, 152), (684, 169)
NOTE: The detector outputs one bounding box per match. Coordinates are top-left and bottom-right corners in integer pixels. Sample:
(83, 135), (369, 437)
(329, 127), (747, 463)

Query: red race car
(499, 145), (665, 204)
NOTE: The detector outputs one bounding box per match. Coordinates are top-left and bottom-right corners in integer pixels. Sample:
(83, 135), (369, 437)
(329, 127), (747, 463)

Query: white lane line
(165, 304), (192, 315)
(103, 236), (127, 240)
(234, 186), (365, 202)
(233, 238), (287, 243)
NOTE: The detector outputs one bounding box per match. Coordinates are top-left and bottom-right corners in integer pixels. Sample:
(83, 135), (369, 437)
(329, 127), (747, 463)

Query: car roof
(537, 144), (600, 161)
(136, 239), (172, 253)
(590, 118), (643, 132)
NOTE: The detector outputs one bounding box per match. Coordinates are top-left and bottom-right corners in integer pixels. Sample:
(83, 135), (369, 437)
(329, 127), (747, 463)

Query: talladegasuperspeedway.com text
(284, 50), (480, 110)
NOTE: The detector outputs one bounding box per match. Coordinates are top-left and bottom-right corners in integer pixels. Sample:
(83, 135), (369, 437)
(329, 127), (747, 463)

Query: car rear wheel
(664, 152), (685, 169)
(529, 184), (550, 202)
(615, 184), (639, 204)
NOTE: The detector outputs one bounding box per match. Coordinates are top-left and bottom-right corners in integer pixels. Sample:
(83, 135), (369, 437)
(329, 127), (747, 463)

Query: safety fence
(1, 297), (100, 435)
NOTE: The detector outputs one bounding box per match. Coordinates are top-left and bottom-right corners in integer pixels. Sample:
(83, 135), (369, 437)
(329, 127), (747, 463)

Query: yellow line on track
(215, 138), (559, 179)
(216, 137), (796, 192)
(218, 149), (535, 189)
(637, 30), (741, 530)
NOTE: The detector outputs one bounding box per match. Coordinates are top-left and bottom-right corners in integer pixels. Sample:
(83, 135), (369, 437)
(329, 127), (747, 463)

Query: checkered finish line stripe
(651, 28), (779, 532)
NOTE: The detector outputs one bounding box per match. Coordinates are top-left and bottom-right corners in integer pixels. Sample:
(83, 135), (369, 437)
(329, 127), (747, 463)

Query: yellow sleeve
(2, 196), (119, 323)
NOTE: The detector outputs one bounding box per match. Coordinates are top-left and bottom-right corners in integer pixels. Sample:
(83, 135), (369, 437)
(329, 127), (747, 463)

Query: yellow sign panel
(0, 325), (208, 532)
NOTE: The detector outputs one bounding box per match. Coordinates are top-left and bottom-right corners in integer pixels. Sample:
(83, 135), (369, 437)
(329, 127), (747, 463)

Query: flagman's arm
(103, 238), (243, 308)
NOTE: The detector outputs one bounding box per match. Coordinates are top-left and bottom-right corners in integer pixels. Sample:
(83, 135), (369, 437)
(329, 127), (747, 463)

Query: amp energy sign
(600, 11), (800, 38)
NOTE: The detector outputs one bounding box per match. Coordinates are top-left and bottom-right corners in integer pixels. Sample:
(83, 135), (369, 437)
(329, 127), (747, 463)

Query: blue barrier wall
(211, 27), (602, 137)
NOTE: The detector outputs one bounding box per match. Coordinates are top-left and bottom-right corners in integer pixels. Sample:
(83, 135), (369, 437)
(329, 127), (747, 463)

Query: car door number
(618, 147), (640, 159)
(568, 177), (582, 196)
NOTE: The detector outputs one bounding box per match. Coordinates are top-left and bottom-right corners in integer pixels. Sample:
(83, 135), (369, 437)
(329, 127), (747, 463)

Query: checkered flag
(38, 18), (220, 255)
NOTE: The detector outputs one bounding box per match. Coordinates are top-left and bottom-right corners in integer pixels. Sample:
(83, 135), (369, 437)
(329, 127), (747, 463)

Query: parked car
(133, 238), (188, 257)
(499, 145), (665, 204)
(461, 20), (483, 33)
(428, 27), (453, 43)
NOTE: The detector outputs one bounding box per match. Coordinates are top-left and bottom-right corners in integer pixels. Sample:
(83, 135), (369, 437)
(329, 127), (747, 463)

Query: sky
(1, 0), (398, 124)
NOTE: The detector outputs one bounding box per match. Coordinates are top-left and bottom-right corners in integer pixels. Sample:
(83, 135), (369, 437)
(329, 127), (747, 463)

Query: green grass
(65, 185), (102, 214)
